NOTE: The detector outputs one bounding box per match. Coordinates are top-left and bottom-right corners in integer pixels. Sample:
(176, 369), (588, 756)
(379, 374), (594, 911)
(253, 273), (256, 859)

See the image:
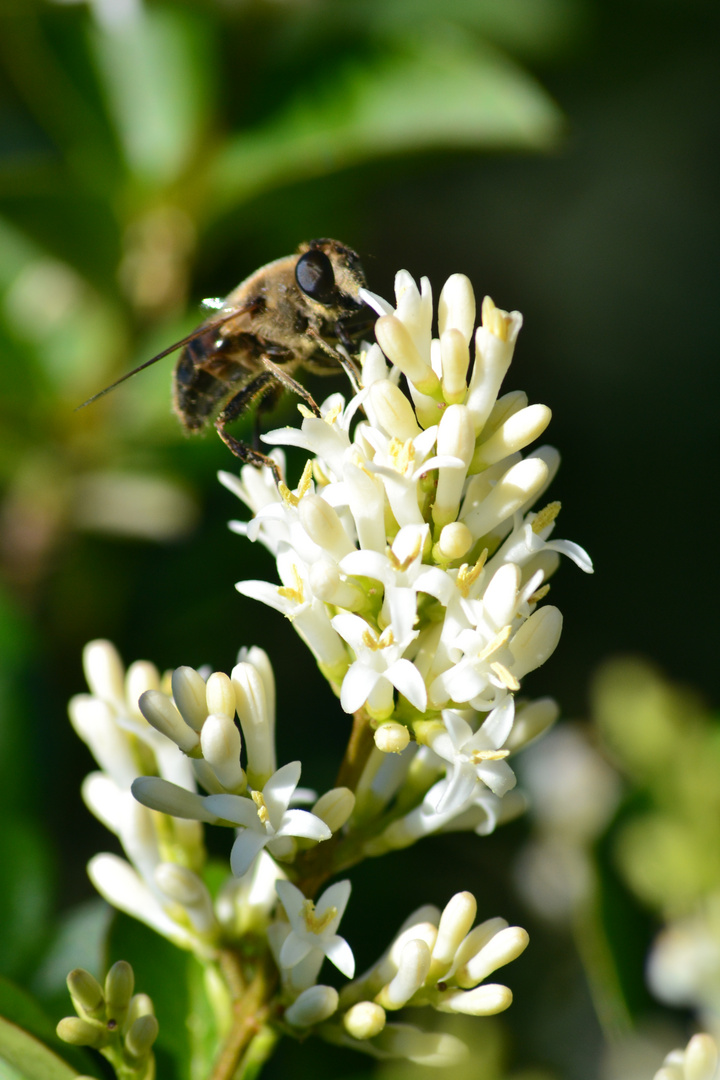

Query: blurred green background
(1, 0), (719, 1077)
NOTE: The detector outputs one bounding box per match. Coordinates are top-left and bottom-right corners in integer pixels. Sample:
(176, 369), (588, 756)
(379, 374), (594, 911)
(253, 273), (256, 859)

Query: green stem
(208, 952), (278, 1080)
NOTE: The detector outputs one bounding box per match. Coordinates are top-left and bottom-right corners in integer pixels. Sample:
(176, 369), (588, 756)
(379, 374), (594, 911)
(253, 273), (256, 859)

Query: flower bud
(171, 666), (208, 731)
(377, 939), (432, 1009)
(367, 381), (421, 441)
(435, 522), (473, 562)
(343, 1001), (386, 1039)
(298, 495), (354, 560)
(436, 983), (512, 1015)
(67, 969), (104, 1019)
(284, 985), (339, 1028)
(201, 714), (245, 792)
(312, 787), (355, 833)
(472, 404), (552, 470)
(374, 722), (410, 754)
(232, 661), (276, 787)
(455, 926), (529, 989)
(375, 315), (440, 397)
(462, 458), (549, 540)
(428, 892), (477, 979)
(438, 273), (476, 345)
(83, 639), (125, 705)
(509, 606), (563, 679)
(124, 1014), (159, 1059)
(57, 1016), (107, 1049)
(138, 690), (200, 754)
(104, 961), (134, 1026)
(205, 672), (236, 720)
(440, 329), (470, 403)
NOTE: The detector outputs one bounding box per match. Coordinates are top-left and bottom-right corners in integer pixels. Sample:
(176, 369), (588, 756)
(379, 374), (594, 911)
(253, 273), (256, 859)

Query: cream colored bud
(138, 690), (200, 753)
(451, 917), (508, 979)
(298, 495), (354, 560)
(438, 274), (476, 345)
(201, 714), (245, 791)
(309, 558), (366, 610)
(435, 522), (473, 561)
(83, 639), (125, 704)
(171, 666), (208, 731)
(67, 969), (104, 1018)
(312, 787), (355, 833)
(343, 1001), (386, 1039)
(436, 983), (512, 1015)
(685, 1034), (719, 1080)
(124, 1014), (159, 1058)
(506, 697), (559, 751)
(104, 960), (134, 1025)
(374, 722), (410, 754)
(455, 926), (529, 989)
(372, 1025), (467, 1067)
(368, 380), (421, 441)
(430, 892), (478, 975)
(377, 939), (432, 1009)
(472, 404), (552, 470)
(205, 672), (236, 719)
(131, 776), (220, 823)
(440, 328), (470, 403)
(462, 457), (549, 540)
(285, 985), (339, 1028)
(155, 863), (216, 933)
(433, 404), (476, 528)
(57, 1016), (107, 1049)
(125, 662), (160, 715)
(232, 661), (275, 787)
(375, 315), (440, 396)
(510, 606), (563, 679)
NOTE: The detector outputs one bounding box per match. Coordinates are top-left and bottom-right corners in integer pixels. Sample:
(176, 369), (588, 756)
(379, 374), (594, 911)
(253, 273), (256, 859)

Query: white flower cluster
(221, 269), (591, 833)
(68, 265), (589, 1070)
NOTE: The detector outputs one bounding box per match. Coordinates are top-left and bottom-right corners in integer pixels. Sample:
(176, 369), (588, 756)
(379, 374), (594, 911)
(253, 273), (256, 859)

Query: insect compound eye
(295, 250), (337, 304)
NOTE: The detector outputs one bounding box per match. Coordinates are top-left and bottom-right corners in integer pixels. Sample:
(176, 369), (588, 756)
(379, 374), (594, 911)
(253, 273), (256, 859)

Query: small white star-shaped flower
(275, 878), (355, 980)
(428, 697), (517, 814)
(205, 761), (331, 878)
(331, 612), (428, 719)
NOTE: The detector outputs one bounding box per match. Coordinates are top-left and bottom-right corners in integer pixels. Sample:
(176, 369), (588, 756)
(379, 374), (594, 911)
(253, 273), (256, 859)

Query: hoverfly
(80, 239), (373, 482)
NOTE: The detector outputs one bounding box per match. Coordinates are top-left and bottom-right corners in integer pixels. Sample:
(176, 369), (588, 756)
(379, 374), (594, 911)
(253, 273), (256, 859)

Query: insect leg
(214, 371), (284, 484)
(260, 356), (323, 417)
(305, 328), (361, 392)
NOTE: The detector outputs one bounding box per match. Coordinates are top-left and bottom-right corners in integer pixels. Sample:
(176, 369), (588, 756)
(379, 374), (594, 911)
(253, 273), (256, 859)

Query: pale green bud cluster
(57, 962), (157, 1080)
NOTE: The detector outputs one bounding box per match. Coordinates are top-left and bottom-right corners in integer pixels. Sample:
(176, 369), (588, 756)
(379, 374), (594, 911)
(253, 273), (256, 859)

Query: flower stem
(208, 951), (277, 1080)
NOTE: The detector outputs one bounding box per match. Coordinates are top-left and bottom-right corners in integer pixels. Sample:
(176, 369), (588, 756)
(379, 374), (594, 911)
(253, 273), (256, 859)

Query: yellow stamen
(531, 501), (561, 535)
(278, 564), (304, 605)
(490, 662), (520, 691)
(456, 549), (488, 597)
(528, 584), (550, 604)
(470, 748), (510, 763)
(477, 625), (513, 662)
(324, 403), (343, 425)
(388, 437), (415, 475)
(251, 790), (270, 825)
(481, 296), (512, 342)
(280, 460), (313, 507)
(389, 537), (422, 573)
(301, 899), (338, 935)
(362, 627), (395, 651)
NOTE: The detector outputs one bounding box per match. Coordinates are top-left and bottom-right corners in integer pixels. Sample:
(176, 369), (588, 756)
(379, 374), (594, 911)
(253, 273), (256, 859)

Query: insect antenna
(75, 311), (241, 411)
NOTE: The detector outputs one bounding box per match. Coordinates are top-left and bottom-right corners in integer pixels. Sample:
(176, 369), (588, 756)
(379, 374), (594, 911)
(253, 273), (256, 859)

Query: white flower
(275, 879), (355, 982)
(204, 761), (331, 877)
(331, 612), (427, 719)
(427, 696), (517, 813)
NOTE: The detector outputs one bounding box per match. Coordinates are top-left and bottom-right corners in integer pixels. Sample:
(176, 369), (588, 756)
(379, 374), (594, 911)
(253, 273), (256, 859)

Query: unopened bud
(124, 1014), (159, 1059)
(205, 672), (236, 719)
(343, 1001), (386, 1039)
(105, 961), (134, 1026)
(374, 722), (410, 754)
(171, 666), (208, 731)
(201, 714), (245, 792)
(312, 787), (355, 833)
(67, 969), (104, 1018)
(368, 381), (421, 441)
(436, 982), (512, 1015)
(138, 690), (200, 754)
(285, 985), (339, 1028)
(57, 1016), (107, 1050)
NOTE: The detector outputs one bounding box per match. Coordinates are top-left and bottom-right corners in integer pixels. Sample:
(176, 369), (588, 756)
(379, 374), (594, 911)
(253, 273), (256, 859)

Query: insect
(80, 239), (373, 482)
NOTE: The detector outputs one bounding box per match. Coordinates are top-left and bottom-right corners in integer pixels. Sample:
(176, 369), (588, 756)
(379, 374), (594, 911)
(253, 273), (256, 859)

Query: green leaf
(89, 5), (212, 186)
(0, 978), (97, 1080)
(0, 1017), (79, 1080)
(207, 31), (563, 216)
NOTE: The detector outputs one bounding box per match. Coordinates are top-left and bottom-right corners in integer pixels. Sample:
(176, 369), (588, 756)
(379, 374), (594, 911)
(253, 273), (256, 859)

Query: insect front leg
(214, 371), (285, 484)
